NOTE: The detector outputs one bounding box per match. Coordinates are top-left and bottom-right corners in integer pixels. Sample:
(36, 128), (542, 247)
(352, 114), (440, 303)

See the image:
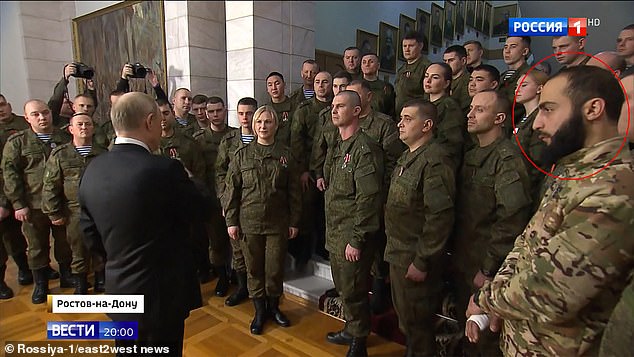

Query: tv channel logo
(509, 18), (597, 37)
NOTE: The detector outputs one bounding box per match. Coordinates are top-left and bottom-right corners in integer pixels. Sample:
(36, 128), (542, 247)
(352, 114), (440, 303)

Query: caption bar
(47, 321), (138, 340)
(47, 295), (144, 314)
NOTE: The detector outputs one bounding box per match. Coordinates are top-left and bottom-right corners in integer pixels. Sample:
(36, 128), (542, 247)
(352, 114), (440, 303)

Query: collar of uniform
(339, 129), (361, 154)
(359, 110), (376, 130)
(431, 95), (449, 107)
(399, 141), (430, 168)
(451, 71), (469, 90)
(270, 96), (292, 110)
(554, 136), (628, 175)
(313, 97), (331, 111)
(518, 108), (538, 128)
(467, 135), (506, 167)
(253, 140), (279, 159)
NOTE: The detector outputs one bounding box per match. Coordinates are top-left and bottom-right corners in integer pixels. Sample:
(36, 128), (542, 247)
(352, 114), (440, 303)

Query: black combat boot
(214, 265), (229, 297)
(32, 268), (49, 304)
(12, 252), (33, 285)
(267, 296), (290, 327)
(94, 270), (105, 293)
(250, 297), (267, 335)
(225, 271), (248, 306)
(59, 264), (74, 288)
(45, 265), (60, 280)
(0, 265), (14, 299)
(326, 329), (353, 345)
(369, 277), (387, 314)
(74, 273), (88, 295)
(346, 337), (368, 357)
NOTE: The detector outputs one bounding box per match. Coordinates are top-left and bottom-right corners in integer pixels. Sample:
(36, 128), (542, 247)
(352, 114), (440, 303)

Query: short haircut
(403, 30), (423, 43)
(623, 24), (634, 30)
(463, 40), (483, 50)
(156, 98), (172, 109)
(479, 89), (512, 118)
(361, 52), (379, 61)
(302, 59), (320, 72)
(74, 93), (94, 102)
(111, 92), (157, 132)
(402, 99), (438, 126)
(550, 66), (625, 122)
(472, 64), (500, 83)
(348, 79), (372, 93)
(207, 96), (225, 107)
(109, 90), (125, 97)
(343, 46), (361, 55)
(252, 105), (279, 131)
(23, 99), (47, 113)
(192, 94), (208, 105)
(520, 36), (532, 47)
(237, 97), (258, 110)
(337, 90), (362, 108)
(333, 71), (353, 83)
(266, 71), (285, 82)
(444, 45), (467, 58)
(430, 62), (453, 81)
(70, 112), (93, 124)
(172, 88), (191, 98)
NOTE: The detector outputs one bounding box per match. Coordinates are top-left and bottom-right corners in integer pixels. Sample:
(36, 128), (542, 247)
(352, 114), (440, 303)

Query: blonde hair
(251, 105), (279, 136)
(527, 69), (549, 86)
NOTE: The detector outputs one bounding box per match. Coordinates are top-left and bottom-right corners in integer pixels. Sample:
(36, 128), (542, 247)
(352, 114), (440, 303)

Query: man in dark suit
(79, 92), (203, 356)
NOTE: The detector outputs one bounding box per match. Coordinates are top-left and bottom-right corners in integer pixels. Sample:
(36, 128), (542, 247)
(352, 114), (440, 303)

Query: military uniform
(100, 120), (116, 149)
(159, 127), (205, 180)
(193, 126), (232, 268)
(452, 135), (532, 355)
(395, 56), (431, 118)
(476, 137), (634, 356)
(176, 113), (198, 137)
(498, 63), (529, 138)
(325, 129), (385, 338)
(432, 95), (468, 169)
(41, 143), (106, 274)
(224, 141), (302, 298)
(599, 273), (634, 357)
(270, 96), (296, 147)
(365, 79), (394, 118)
(311, 107), (337, 182)
(289, 86), (312, 110)
(2, 128), (72, 269)
(384, 142), (456, 355)
(450, 71), (472, 116)
(512, 109), (546, 210)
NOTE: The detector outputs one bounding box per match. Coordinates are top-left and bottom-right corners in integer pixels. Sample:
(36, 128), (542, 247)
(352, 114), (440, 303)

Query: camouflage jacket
(193, 125), (233, 200)
(325, 130), (385, 256)
(477, 137), (634, 356)
(291, 97), (331, 173)
(100, 120), (116, 149)
(498, 62), (529, 138)
(0, 114), (30, 207)
(41, 143), (106, 220)
(384, 141), (455, 272)
(432, 95), (467, 169)
(159, 127), (205, 180)
(366, 78), (394, 118)
(451, 135), (532, 277)
(2, 128), (71, 210)
(395, 56), (431, 116)
(224, 141), (302, 235)
(215, 127), (243, 206)
(270, 96), (296, 147)
(310, 106), (336, 180)
(512, 108), (546, 209)
(450, 71), (471, 116)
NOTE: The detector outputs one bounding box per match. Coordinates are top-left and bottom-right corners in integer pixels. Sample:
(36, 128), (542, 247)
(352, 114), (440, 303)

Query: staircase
(283, 254), (335, 305)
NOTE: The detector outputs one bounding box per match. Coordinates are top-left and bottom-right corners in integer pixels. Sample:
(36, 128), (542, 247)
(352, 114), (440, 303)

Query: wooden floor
(0, 262), (405, 356)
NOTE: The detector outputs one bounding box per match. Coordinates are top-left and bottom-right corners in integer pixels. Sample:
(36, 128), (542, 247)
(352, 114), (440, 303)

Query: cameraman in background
(115, 62), (168, 102)
(48, 63), (98, 128)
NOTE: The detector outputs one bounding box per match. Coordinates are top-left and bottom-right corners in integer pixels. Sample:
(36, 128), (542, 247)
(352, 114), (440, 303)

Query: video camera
(71, 62), (95, 79)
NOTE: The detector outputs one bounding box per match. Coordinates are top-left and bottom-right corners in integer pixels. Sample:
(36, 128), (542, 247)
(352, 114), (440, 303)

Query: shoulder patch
(49, 144), (68, 156)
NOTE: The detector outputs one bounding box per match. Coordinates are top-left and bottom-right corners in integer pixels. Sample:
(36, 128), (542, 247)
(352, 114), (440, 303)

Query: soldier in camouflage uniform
(453, 90), (532, 356)
(224, 105), (302, 335)
(171, 88), (197, 136)
(469, 66), (634, 356)
(395, 31), (431, 120)
(385, 99), (456, 356)
(2, 100), (73, 304)
(290, 71), (332, 270)
(266, 72), (296, 150)
(498, 37), (531, 138)
(324, 91), (385, 357)
(361, 53), (394, 118)
(289, 60), (319, 109)
(42, 113), (107, 294)
(192, 96), (233, 296)
(216, 97), (258, 307)
(443, 45), (472, 116)
(599, 274), (634, 357)
(343, 47), (363, 81)
(0, 94), (31, 298)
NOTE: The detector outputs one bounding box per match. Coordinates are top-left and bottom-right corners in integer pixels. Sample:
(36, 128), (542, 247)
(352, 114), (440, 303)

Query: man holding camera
(48, 63), (98, 128)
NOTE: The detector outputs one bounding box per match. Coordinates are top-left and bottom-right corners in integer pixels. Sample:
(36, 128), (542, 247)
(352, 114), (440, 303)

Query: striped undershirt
(75, 145), (92, 157)
(35, 133), (52, 143)
(176, 118), (188, 126)
(303, 88), (315, 99)
(501, 70), (517, 82)
(241, 134), (255, 145)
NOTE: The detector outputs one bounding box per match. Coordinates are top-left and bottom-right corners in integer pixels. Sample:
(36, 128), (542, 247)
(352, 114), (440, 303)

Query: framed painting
(483, 2), (493, 36)
(455, 0), (466, 36)
(443, 1), (456, 41)
(399, 14), (416, 60)
(431, 3), (444, 47)
(475, 0), (484, 33)
(416, 8), (431, 54)
(492, 4), (517, 37)
(72, 0), (167, 123)
(379, 22), (398, 73)
(357, 29), (378, 56)
(466, 0), (476, 28)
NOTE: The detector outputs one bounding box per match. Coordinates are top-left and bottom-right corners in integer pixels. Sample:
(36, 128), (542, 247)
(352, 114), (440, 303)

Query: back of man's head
(111, 92), (157, 132)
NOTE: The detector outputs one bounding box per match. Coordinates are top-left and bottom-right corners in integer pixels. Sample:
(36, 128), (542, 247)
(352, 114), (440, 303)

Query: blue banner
(509, 18), (568, 36)
(47, 321), (138, 340)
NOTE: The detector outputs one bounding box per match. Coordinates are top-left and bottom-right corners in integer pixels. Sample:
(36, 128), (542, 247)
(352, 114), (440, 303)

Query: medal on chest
(282, 112), (289, 122)
(279, 155), (288, 168)
(169, 147), (179, 159)
(342, 153), (351, 169)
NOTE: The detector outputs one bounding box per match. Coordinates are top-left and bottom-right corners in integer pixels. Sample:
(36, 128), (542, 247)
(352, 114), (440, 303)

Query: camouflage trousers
(390, 264), (442, 357)
(67, 210), (105, 274)
(242, 233), (288, 298)
(22, 209), (71, 270)
(0, 214), (27, 267)
(330, 239), (377, 338)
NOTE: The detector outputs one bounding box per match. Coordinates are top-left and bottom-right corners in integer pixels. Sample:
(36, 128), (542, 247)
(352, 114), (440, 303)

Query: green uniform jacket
(2, 128), (71, 210)
(498, 62), (529, 138)
(291, 97), (331, 174)
(599, 273), (634, 357)
(193, 125), (233, 201)
(215, 127), (242, 207)
(395, 56), (431, 116)
(100, 120), (115, 148)
(289, 86), (311, 110)
(41, 143), (106, 220)
(384, 142), (455, 273)
(359, 110), (405, 189)
(450, 71), (471, 115)
(159, 127), (205, 180)
(310, 106), (336, 180)
(224, 141), (302, 235)
(325, 130), (385, 256)
(432, 95), (467, 168)
(48, 76), (98, 127)
(512, 109), (546, 208)
(452, 136), (532, 277)
(477, 137), (634, 356)
(176, 113), (198, 137)
(366, 79), (394, 118)
(270, 96), (296, 147)
(0, 114), (30, 208)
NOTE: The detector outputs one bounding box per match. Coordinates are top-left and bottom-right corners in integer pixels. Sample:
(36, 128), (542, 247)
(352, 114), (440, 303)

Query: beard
(540, 109), (586, 171)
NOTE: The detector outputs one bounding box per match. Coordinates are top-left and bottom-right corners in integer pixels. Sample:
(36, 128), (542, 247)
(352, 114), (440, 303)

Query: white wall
(75, 0), (121, 18)
(0, 1), (29, 108)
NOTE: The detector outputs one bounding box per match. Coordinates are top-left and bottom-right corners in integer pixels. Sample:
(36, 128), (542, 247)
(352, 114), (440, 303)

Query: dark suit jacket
(79, 143), (203, 324)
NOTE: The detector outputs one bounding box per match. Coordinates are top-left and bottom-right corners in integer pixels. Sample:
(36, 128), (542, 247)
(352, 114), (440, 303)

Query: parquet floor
(0, 262), (405, 356)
